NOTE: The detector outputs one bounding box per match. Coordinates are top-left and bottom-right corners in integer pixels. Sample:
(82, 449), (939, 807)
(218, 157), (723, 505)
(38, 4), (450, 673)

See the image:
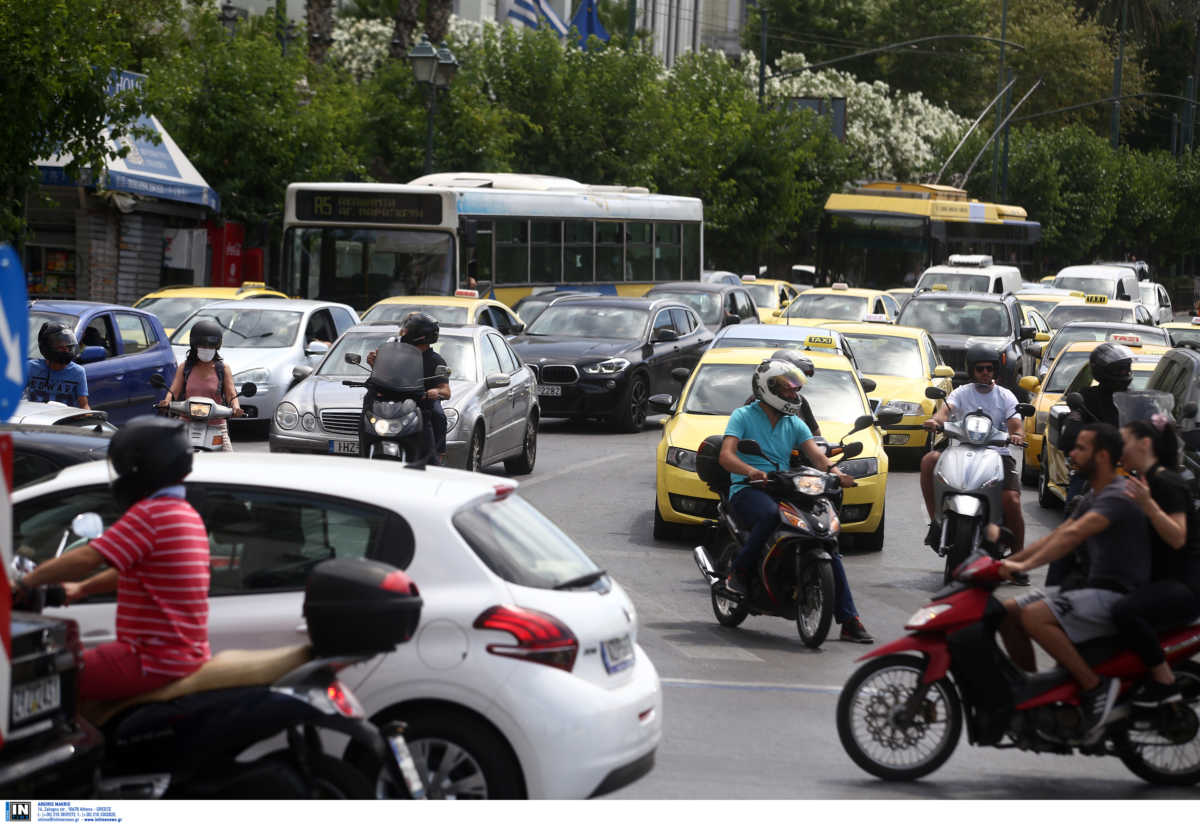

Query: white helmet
(752, 358), (807, 416)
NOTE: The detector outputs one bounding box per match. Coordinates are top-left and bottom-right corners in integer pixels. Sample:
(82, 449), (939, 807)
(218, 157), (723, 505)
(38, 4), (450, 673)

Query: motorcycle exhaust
(693, 546), (719, 583)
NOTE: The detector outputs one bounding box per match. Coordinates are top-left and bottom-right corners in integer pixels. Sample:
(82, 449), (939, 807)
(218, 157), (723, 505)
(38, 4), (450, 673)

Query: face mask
(196, 348), (216, 363)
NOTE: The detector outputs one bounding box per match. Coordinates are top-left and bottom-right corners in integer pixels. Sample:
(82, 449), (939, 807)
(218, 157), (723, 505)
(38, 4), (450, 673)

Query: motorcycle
(691, 414), (880, 648)
(149, 373), (257, 452)
(342, 340), (447, 464)
(13, 513), (427, 800)
(836, 550), (1200, 786)
(925, 386), (1035, 582)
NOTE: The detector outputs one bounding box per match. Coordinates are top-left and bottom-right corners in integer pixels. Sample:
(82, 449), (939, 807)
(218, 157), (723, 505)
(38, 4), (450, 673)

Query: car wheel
(1037, 446), (1059, 509)
(857, 508), (885, 552)
(465, 426), (485, 472)
(613, 373), (649, 433)
(653, 499), (682, 541)
(504, 414), (538, 475)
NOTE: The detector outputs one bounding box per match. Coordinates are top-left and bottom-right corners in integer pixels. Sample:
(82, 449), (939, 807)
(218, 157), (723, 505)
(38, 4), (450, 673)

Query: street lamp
(218, 1), (240, 38)
(407, 35), (459, 175)
(277, 21), (299, 57)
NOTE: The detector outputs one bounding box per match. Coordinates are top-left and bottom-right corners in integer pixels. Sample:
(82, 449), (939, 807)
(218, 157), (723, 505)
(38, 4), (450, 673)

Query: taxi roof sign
(947, 254), (993, 268)
(741, 274), (757, 281)
(1193, 317), (1200, 325)
(454, 289), (480, 298)
(805, 335), (837, 348)
(1108, 333), (1142, 346)
(831, 282), (848, 290)
(864, 313), (890, 324)
(1085, 294), (1108, 304)
(931, 284), (949, 291)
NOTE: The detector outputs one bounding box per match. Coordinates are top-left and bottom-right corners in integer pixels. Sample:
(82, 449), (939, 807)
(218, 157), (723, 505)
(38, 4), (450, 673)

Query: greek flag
(505, 0), (568, 36)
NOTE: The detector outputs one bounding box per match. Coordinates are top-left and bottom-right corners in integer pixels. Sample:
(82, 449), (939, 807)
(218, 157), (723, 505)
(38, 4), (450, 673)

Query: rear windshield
(785, 294), (867, 321)
(362, 303), (469, 325)
(453, 495), (600, 589)
(1053, 276), (1117, 298)
(916, 272), (990, 293)
(135, 297), (211, 331)
(898, 298), (1011, 337)
(1044, 326), (1168, 363)
(840, 334), (923, 378)
(1046, 305), (1129, 327)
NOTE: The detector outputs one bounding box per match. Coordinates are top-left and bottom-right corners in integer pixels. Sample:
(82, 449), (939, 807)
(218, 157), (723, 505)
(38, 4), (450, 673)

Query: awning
(37, 114), (220, 212)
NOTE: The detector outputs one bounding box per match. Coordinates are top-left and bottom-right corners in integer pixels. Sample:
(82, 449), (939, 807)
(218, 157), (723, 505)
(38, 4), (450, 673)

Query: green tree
(1107, 147), (1177, 259)
(742, 0), (875, 75)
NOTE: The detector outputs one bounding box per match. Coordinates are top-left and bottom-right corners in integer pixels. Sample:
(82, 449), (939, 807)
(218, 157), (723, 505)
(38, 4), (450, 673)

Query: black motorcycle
(344, 340), (446, 464)
(691, 414), (881, 648)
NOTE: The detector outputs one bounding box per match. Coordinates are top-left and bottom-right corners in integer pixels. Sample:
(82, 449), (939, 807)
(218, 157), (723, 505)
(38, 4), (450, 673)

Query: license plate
(601, 634), (634, 675)
(387, 732), (426, 799)
(12, 675), (60, 724)
(537, 384), (562, 397)
(329, 439), (360, 455)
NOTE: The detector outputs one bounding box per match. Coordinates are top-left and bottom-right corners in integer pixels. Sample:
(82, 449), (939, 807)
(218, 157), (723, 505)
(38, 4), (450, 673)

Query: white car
(10, 401), (117, 433)
(12, 454), (661, 799)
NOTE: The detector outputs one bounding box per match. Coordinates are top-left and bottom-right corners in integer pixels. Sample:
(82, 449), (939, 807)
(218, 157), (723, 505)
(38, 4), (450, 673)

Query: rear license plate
(12, 675), (60, 724)
(387, 732), (426, 799)
(601, 634), (634, 675)
(329, 439), (360, 455)
(537, 384), (562, 397)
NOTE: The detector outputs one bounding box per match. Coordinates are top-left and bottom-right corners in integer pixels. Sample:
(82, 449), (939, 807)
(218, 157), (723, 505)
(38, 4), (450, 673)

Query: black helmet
(1090, 342), (1133, 391)
(965, 341), (1000, 377)
(38, 322), (79, 365)
(400, 311), (439, 345)
(189, 318), (223, 350)
(769, 349), (815, 378)
(108, 415), (193, 510)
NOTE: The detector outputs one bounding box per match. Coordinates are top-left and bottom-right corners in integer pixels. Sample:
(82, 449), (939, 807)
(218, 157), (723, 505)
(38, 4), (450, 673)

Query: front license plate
(12, 675), (60, 724)
(601, 634), (634, 675)
(329, 439), (360, 455)
(387, 732), (426, 799)
(537, 384), (562, 397)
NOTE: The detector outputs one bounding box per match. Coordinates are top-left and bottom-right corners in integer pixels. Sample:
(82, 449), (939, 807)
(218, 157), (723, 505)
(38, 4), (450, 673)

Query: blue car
(26, 301), (177, 425)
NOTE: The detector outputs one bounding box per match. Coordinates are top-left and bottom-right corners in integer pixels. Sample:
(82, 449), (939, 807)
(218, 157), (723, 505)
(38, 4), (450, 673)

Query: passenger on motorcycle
(366, 311), (451, 464)
(920, 342), (1026, 551)
(159, 318), (244, 451)
(11, 417), (211, 702)
(1111, 415), (1200, 706)
(718, 357), (873, 643)
(999, 422), (1150, 737)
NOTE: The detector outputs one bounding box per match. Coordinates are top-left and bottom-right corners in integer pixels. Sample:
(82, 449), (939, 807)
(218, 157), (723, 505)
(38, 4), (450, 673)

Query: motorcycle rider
(25, 322), (89, 408)
(999, 422), (1151, 737)
(920, 342), (1026, 551)
(718, 356), (873, 643)
(159, 318), (244, 450)
(744, 350), (821, 437)
(11, 416), (211, 701)
(366, 311), (451, 464)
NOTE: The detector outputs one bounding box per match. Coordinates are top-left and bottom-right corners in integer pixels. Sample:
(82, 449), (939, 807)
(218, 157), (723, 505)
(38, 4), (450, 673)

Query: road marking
(665, 642), (764, 662)
(517, 451), (637, 489)
(661, 676), (841, 695)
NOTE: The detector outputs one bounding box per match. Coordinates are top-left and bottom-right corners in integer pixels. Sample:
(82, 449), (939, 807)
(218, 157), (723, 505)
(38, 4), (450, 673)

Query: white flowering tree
(327, 15), (488, 83)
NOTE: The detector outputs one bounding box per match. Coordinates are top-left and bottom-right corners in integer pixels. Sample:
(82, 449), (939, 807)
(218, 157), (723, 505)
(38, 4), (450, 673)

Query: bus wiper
(553, 569), (607, 590)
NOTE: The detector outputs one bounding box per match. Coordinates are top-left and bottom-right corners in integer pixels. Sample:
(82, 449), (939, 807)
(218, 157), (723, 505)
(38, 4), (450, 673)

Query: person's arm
(75, 367), (89, 409)
(1125, 474), (1187, 550)
(63, 568), (119, 603)
(924, 398), (955, 430)
(161, 361), (186, 406)
(718, 435), (766, 482)
(76, 395), (90, 409)
(1006, 414), (1025, 445)
(1001, 511), (1110, 576)
(223, 363), (244, 416)
(15, 545), (106, 591)
(426, 381), (451, 401)
(800, 438), (856, 486)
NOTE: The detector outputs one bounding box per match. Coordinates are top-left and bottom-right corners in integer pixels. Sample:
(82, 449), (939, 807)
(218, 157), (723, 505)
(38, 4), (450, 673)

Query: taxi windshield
(1044, 351), (1090, 393)
(785, 293), (868, 321)
(683, 363), (866, 421)
(1168, 327), (1200, 347)
(362, 303), (469, 325)
(1044, 326), (1167, 362)
(898, 298), (1011, 337)
(1053, 276), (1117, 298)
(839, 334), (923, 378)
(1046, 304), (1129, 327)
(744, 283), (781, 308)
(915, 272), (990, 293)
(135, 297), (212, 331)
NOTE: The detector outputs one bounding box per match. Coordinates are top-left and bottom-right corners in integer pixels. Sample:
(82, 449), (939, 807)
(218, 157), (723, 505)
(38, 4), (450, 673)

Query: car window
(669, 308), (693, 335)
(652, 310), (674, 338)
(11, 452), (61, 489)
(487, 334), (518, 373)
(82, 314), (117, 357)
(1029, 310), (1048, 333)
(645, 292), (720, 325)
(140, 316), (160, 346)
(363, 303), (469, 325)
(480, 334), (503, 375)
(329, 306), (358, 335)
(305, 309), (337, 346)
(921, 334), (943, 374)
(900, 298), (1011, 336)
(114, 312), (152, 355)
(1159, 287), (1171, 308)
(526, 305), (649, 339)
(1044, 351), (1091, 392)
(880, 294), (899, 318)
(735, 291), (755, 319)
(14, 486), (124, 590)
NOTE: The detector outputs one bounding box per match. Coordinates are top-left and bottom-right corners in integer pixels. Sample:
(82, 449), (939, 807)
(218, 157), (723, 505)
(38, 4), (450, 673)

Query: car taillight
(473, 605), (578, 672)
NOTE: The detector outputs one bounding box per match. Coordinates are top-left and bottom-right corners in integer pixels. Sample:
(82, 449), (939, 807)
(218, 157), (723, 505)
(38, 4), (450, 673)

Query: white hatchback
(12, 454), (661, 799)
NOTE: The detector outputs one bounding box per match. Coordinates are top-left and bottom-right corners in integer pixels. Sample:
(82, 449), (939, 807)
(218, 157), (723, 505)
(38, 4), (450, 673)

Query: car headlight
(666, 446), (697, 472)
(792, 475), (825, 495)
(838, 457), (879, 478)
(965, 413), (991, 444)
(274, 402), (299, 430)
(883, 400), (923, 416)
(444, 407), (460, 433)
(583, 358), (630, 375)
(906, 603), (953, 628)
(234, 368), (271, 392)
(1035, 409), (1049, 434)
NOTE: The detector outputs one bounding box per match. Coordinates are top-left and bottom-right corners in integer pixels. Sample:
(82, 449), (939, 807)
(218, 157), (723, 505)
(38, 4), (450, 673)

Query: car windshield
(513, 299), (551, 325)
(1045, 326), (1168, 362)
(173, 308), (302, 348)
(683, 363), (866, 421)
(1053, 276), (1117, 298)
(317, 331), (476, 380)
(916, 272), (990, 293)
(135, 297), (212, 331)
(526, 305), (648, 339)
(712, 334), (840, 354)
(785, 294), (868, 321)
(744, 283), (781, 308)
(839, 334), (923, 378)
(648, 291), (721, 325)
(1168, 327), (1200, 347)
(898, 298), (1012, 336)
(1044, 351), (1090, 393)
(27, 312), (77, 358)
(361, 303), (469, 325)
(453, 494), (601, 589)
(1046, 304), (1129, 327)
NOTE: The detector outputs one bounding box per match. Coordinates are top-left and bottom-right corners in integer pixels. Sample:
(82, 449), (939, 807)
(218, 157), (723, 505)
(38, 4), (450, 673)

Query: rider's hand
(155, 400), (168, 409)
(366, 350), (377, 367)
(425, 388), (441, 400)
(998, 560), (1023, 581)
(747, 468), (768, 483)
(1008, 433), (1026, 446)
(835, 469), (856, 488)
(923, 418), (942, 432)
(62, 581), (85, 604)
(232, 406), (246, 418)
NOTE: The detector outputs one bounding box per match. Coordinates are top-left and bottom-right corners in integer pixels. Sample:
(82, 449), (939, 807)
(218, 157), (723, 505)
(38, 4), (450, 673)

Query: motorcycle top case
(303, 558), (423, 656)
(695, 434), (730, 494)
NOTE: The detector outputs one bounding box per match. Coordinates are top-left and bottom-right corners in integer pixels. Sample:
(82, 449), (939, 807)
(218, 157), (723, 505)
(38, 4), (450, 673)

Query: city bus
(279, 173), (704, 310)
(816, 181), (1041, 288)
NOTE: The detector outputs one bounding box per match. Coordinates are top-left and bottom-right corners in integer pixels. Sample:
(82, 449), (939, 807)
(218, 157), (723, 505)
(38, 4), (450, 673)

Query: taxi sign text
(1084, 294), (1108, 304)
(805, 335), (836, 347)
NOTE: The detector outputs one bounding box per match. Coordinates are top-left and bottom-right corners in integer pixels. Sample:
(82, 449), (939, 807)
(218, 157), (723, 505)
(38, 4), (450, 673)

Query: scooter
(836, 550), (1200, 786)
(149, 373), (257, 452)
(925, 386), (1034, 582)
(691, 414), (877, 648)
(342, 340), (447, 465)
(13, 514), (427, 800)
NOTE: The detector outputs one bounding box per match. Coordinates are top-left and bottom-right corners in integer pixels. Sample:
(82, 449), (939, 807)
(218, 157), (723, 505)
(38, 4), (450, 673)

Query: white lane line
(517, 451), (637, 489)
(665, 642), (764, 662)
(661, 676), (841, 695)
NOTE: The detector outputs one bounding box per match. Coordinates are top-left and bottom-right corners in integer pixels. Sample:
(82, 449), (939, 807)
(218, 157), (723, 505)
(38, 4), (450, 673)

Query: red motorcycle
(836, 552), (1200, 785)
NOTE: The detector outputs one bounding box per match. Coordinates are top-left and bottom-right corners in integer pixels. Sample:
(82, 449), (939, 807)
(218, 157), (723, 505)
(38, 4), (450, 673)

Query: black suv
(643, 282), (760, 331)
(896, 290), (1038, 398)
(1143, 345), (1200, 489)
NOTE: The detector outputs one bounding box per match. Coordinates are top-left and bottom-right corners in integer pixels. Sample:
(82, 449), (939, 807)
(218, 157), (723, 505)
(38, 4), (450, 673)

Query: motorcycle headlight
(905, 603), (954, 628)
(666, 446), (698, 472)
(274, 402), (299, 430)
(444, 407), (460, 433)
(234, 368), (271, 392)
(583, 358), (630, 375)
(188, 401), (213, 419)
(965, 414), (991, 444)
(883, 400), (923, 416)
(838, 457), (879, 478)
(792, 475), (826, 495)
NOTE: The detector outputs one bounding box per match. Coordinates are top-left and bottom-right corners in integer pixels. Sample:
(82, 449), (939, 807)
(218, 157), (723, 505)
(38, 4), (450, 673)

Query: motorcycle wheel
(710, 535), (749, 628)
(795, 557), (834, 648)
(836, 653), (963, 781)
(942, 514), (975, 585)
(301, 752), (375, 799)
(1113, 661), (1200, 786)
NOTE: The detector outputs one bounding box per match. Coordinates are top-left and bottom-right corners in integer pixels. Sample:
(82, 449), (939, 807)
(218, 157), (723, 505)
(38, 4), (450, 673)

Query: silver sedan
(269, 323), (540, 474)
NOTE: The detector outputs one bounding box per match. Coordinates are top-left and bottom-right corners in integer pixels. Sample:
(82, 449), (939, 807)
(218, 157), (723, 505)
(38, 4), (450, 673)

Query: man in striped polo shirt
(15, 417), (211, 701)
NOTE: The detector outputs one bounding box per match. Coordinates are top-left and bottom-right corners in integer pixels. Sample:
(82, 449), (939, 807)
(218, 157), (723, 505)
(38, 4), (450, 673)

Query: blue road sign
(0, 244), (30, 421)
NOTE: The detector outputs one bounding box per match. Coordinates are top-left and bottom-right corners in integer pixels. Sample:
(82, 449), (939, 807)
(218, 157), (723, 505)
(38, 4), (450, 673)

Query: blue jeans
(729, 487), (859, 623)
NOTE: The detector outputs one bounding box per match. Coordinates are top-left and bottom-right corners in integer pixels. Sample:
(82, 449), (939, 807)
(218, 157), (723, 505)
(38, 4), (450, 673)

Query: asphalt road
(235, 419), (1197, 799)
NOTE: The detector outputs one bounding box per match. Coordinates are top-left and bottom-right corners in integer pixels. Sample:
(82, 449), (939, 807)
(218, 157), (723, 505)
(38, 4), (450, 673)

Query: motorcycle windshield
(1113, 390), (1175, 428)
(369, 341), (425, 395)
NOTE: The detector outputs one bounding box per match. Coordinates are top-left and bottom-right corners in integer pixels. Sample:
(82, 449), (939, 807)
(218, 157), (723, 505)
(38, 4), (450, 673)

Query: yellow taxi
(652, 346), (890, 550)
(778, 283), (898, 326)
(1044, 294), (1155, 330)
(1162, 317), (1200, 348)
(738, 275), (804, 323)
(360, 291), (525, 335)
(1035, 341), (1169, 506)
(134, 282), (289, 335)
(1015, 288), (1086, 318)
(887, 287), (915, 312)
(822, 322), (954, 456)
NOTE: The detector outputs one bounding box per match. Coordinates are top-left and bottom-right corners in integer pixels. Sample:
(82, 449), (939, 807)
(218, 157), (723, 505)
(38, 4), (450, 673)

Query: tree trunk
(390, 0), (421, 58)
(306, 0), (335, 63)
(426, 0), (453, 45)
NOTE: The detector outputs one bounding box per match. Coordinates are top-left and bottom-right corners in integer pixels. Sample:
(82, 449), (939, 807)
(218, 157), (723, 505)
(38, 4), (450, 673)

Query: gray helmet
(769, 349), (815, 378)
(965, 341), (1000, 375)
(1090, 342), (1133, 391)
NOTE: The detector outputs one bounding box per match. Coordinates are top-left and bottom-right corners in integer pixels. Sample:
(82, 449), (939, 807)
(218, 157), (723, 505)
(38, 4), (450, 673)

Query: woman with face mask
(159, 318), (244, 451)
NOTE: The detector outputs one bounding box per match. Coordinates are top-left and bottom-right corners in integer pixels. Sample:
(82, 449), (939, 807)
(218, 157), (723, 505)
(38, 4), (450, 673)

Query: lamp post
(277, 21), (299, 57)
(406, 35), (459, 175)
(218, 1), (240, 38)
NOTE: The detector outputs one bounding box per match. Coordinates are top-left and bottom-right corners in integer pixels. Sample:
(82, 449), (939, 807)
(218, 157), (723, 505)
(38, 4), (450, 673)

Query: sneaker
(1130, 679), (1182, 708)
(840, 617), (875, 644)
(1079, 676), (1120, 736)
(924, 522), (941, 549)
(723, 572), (747, 597)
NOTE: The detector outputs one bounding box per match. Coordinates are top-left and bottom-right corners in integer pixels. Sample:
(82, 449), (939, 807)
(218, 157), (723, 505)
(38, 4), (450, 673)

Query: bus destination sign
(295, 191), (443, 224)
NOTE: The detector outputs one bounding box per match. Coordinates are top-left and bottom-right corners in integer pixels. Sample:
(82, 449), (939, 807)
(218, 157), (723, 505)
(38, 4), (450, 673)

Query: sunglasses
(973, 364), (995, 373)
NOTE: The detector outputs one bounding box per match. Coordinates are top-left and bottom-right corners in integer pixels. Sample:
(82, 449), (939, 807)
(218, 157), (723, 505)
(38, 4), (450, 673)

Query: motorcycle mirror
(238, 382), (258, 398)
(1065, 392), (1085, 412)
(1016, 402), (1036, 418)
(345, 353), (362, 366)
(738, 439), (764, 457)
(874, 407), (903, 427)
(925, 386), (947, 401)
(71, 512), (104, 541)
(671, 367), (691, 384)
(839, 441), (864, 460)
(149, 373), (167, 389)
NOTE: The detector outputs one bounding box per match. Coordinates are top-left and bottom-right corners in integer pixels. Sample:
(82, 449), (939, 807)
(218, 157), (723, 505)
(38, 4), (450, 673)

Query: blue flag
(505, 0), (568, 36)
(569, 0), (610, 48)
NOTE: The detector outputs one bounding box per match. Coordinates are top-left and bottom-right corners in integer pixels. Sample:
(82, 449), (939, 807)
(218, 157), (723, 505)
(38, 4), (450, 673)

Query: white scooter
(150, 373), (256, 451)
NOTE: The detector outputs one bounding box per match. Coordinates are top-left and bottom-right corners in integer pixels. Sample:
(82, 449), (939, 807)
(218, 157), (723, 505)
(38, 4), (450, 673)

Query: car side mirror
(292, 365), (313, 382)
(71, 512), (104, 541)
(506, 321), (526, 335)
(772, 308), (784, 317)
(77, 345), (107, 364)
(1183, 401), (1198, 420)
(738, 439), (764, 457)
(345, 353), (362, 366)
(1030, 344), (1044, 359)
(150, 373), (167, 389)
(651, 328), (679, 343)
(305, 341), (330, 357)
(859, 377), (877, 394)
(1018, 375), (1040, 393)
(486, 372), (511, 389)
(671, 367), (691, 384)
(1019, 325), (1036, 341)
(722, 314), (741, 327)
(648, 394), (674, 415)
(1016, 402), (1036, 418)
(874, 407), (903, 427)
(1066, 392), (1085, 412)
(932, 365), (954, 378)
(1034, 332), (1050, 342)
(925, 386), (947, 400)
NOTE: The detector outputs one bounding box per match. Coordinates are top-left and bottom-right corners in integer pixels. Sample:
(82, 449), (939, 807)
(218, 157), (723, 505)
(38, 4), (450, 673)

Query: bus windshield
(818, 212), (928, 287)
